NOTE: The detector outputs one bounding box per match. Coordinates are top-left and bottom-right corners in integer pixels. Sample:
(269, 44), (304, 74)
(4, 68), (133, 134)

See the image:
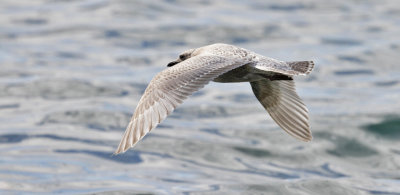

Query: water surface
(1, 0), (400, 194)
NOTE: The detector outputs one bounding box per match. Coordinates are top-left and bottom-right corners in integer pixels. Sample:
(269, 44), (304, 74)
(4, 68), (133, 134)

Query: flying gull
(115, 43), (314, 154)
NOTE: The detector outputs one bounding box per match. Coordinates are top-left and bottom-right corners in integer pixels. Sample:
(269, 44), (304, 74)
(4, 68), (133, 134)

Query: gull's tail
(286, 61), (314, 75)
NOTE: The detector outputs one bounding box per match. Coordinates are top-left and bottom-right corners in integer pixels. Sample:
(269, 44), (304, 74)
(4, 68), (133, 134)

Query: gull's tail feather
(286, 61), (314, 75)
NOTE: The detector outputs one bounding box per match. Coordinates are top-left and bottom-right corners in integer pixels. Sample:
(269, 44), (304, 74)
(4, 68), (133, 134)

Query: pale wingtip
(298, 132), (313, 142)
(113, 148), (127, 155)
(304, 135), (313, 142)
(113, 148), (125, 155)
(113, 142), (130, 155)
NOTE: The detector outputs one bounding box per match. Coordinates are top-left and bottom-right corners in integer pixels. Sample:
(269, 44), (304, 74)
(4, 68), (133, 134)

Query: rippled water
(1, 0), (400, 194)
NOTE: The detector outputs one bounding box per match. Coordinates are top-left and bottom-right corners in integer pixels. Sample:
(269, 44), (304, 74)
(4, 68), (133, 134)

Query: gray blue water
(1, 0), (400, 194)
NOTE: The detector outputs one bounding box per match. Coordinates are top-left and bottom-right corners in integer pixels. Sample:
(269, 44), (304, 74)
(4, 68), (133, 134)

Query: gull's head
(167, 48), (196, 67)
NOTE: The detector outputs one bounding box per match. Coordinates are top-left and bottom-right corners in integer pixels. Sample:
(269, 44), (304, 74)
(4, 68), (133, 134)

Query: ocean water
(1, 0), (400, 194)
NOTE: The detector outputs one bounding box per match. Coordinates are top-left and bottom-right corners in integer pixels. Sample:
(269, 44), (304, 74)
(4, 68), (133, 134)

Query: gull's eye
(179, 54), (185, 60)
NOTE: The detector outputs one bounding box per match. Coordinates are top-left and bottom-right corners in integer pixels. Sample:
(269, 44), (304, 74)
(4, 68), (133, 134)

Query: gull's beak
(167, 59), (181, 67)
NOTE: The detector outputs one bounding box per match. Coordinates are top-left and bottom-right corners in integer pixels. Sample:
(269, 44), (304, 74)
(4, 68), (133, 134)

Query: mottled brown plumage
(115, 43), (314, 154)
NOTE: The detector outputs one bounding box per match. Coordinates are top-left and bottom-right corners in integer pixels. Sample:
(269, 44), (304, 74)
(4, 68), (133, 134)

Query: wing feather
(250, 80), (312, 142)
(115, 55), (248, 154)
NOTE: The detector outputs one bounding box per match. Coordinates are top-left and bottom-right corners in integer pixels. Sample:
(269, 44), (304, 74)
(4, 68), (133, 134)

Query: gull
(115, 43), (314, 154)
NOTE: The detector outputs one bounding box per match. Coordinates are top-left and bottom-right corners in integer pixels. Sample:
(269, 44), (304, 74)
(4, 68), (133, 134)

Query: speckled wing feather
(250, 79), (312, 141)
(115, 55), (248, 154)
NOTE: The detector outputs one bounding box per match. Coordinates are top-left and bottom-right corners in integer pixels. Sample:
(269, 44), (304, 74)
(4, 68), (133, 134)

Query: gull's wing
(115, 55), (249, 154)
(250, 79), (312, 141)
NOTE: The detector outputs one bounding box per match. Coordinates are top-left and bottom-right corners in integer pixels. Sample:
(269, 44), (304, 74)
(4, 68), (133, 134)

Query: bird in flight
(115, 43), (314, 154)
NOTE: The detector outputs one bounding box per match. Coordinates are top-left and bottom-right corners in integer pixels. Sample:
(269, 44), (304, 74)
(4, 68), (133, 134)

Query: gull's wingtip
(113, 150), (122, 156)
(298, 132), (313, 142)
(113, 146), (128, 155)
(113, 148), (123, 156)
(113, 140), (131, 155)
(304, 135), (313, 142)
